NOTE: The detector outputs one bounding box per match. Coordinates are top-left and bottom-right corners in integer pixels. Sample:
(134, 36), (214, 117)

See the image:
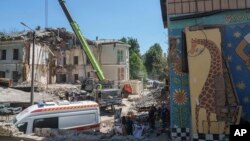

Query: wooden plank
(197, 1), (205, 12)
(213, 0), (221, 10)
(205, 0), (213, 12)
(190, 1), (197, 13)
(229, 0), (237, 9)
(168, 3), (175, 15)
(182, 2), (190, 13)
(247, 0), (250, 8)
(175, 3), (183, 14)
(221, 0), (229, 9)
(238, 0), (246, 8)
(168, 0), (175, 3)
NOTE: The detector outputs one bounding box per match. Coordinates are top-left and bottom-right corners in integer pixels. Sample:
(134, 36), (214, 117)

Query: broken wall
(0, 41), (25, 84)
(98, 44), (130, 81)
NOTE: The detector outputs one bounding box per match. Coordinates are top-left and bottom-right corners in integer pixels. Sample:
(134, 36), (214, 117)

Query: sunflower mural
(173, 89), (187, 105)
(169, 32), (191, 129)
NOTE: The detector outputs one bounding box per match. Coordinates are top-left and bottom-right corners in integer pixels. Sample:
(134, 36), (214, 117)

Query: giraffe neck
(195, 39), (221, 75)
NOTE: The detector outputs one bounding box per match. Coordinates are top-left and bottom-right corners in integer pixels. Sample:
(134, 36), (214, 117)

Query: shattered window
(118, 67), (125, 81)
(63, 57), (66, 65)
(0, 49), (6, 60)
(12, 71), (19, 82)
(74, 56), (78, 65)
(0, 71), (5, 78)
(117, 50), (124, 63)
(13, 49), (19, 60)
(74, 74), (78, 82)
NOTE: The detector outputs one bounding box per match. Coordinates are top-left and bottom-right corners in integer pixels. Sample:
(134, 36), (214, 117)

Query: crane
(58, 0), (105, 81)
(58, 0), (122, 109)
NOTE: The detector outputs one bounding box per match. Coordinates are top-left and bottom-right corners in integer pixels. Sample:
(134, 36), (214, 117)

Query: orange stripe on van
(31, 104), (98, 113)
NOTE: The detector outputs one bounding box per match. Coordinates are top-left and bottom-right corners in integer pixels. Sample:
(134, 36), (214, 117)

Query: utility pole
(21, 22), (35, 105)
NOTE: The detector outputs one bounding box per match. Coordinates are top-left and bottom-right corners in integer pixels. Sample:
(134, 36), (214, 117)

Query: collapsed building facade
(0, 28), (130, 86)
(161, 0), (250, 141)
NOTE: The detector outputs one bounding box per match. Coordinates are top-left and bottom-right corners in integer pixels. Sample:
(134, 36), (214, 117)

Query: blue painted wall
(169, 29), (191, 128)
(223, 23), (250, 120)
(168, 9), (250, 128)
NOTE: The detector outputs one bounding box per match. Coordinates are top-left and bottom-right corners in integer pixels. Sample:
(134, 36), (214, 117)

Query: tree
(144, 43), (167, 80)
(120, 37), (140, 56)
(120, 37), (147, 79)
(130, 52), (147, 79)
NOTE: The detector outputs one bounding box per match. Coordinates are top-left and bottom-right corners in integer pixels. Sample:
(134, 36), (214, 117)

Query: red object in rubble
(122, 84), (132, 94)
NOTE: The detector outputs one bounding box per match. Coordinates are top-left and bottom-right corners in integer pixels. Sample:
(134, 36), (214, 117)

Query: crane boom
(58, 0), (105, 81)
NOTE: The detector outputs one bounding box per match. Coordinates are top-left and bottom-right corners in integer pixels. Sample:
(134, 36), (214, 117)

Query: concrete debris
(39, 129), (146, 141)
(134, 89), (162, 111)
(0, 122), (20, 137)
(12, 81), (47, 92)
(45, 87), (81, 99)
(15, 81), (46, 88)
(0, 86), (57, 103)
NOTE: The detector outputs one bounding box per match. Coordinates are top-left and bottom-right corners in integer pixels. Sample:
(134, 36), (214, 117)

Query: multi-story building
(0, 32), (52, 85)
(0, 28), (130, 85)
(55, 39), (130, 84)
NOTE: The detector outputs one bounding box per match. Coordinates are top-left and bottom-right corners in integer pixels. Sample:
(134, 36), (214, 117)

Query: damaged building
(0, 28), (130, 86)
(55, 39), (130, 83)
(0, 31), (52, 86)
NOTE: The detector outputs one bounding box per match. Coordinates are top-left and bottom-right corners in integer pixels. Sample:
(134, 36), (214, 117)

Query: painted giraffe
(189, 38), (223, 133)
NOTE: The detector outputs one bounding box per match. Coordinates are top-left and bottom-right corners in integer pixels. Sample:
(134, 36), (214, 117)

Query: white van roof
(15, 100), (98, 124)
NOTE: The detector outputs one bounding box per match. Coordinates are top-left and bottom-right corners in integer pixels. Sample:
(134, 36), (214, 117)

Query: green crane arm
(58, 0), (105, 81)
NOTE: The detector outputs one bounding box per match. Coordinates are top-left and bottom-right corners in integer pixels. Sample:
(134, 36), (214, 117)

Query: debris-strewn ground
(0, 85), (170, 141)
(0, 86), (57, 103)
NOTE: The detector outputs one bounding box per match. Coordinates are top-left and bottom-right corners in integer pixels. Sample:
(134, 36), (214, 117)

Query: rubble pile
(45, 87), (81, 99)
(134, 89), (163, 112)
(39, 129), (140, 141)
(0, 122), (20, 136)
(14, 81), (46, 92)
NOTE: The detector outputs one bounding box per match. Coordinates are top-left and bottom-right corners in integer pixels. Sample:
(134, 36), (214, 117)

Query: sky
(0, 0), (168, 54)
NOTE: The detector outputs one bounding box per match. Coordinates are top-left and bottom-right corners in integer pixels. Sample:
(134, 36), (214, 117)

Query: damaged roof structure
(0, 28), (130, 86)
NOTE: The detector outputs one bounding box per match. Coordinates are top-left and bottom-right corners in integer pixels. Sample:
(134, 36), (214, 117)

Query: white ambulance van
(13, 100), (100, 134)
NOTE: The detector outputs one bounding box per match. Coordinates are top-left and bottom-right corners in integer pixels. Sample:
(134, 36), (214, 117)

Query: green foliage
(120, 37), (167, 80)
(120, 37), (147, 79)
(130, 52), (147, 79)
(144, 43), (167, 80)
(120, 37), (140, 56)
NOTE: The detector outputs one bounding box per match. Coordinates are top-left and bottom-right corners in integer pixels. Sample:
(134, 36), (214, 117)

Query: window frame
(12, 71), (19, 82)
(13, 49), (19, 60)
(0, 49), (6, 60)
(0, 71), (5, 78)
(73, 56), (78, 65)
(117, 50), (124, 63)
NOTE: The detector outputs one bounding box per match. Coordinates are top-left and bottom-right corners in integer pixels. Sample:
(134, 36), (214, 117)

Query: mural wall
(223, 22), (250, 121)
(168, 29), (191, 140)
(167, 9), (249, 140)
(185, 28), (230, 134)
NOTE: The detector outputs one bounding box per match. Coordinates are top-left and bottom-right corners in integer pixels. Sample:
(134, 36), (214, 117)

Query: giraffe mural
(189, 38), (224, 133)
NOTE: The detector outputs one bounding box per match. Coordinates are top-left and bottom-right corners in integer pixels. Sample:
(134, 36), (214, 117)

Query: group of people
(118, 103), (170, 136)
(121, 116), (134, 135)
(148, 103), (170, 131)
